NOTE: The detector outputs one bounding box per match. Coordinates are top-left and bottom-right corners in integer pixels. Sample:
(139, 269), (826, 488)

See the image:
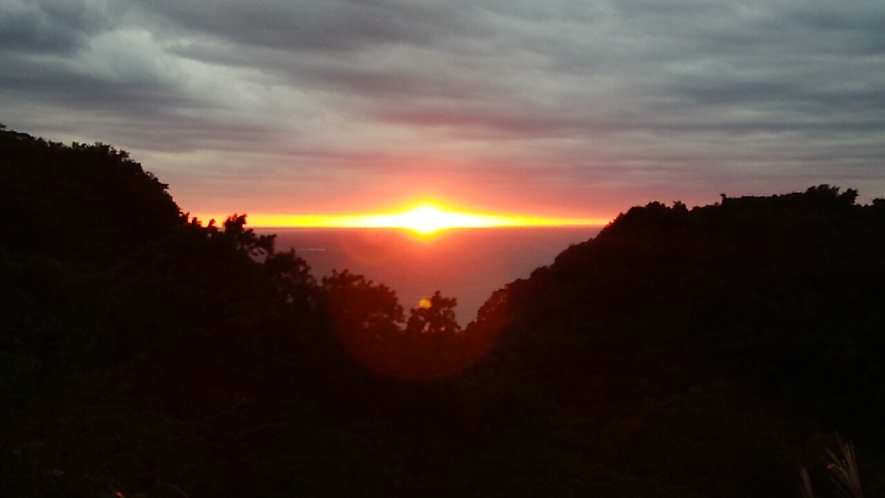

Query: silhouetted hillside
(0, 125), (183, 266)
(468, 186), (885, 496)
(2, 126), (883, 497)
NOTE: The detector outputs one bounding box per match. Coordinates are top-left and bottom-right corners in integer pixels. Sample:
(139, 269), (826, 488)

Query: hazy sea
(260, 227), (601, 325)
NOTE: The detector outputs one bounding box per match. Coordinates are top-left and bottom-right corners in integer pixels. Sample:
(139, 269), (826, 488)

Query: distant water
(259, 227), (600, 325)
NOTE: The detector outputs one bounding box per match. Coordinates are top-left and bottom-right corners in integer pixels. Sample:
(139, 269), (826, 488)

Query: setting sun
(359, 204), (526, 233)
(198, 203), (609, 233)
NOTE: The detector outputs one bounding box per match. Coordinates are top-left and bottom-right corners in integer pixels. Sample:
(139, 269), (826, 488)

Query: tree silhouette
(406, 290), (461, 334)
(0, 127), (183, 266)
(322, 269), (404, 337)
(5, 125), (885, 498)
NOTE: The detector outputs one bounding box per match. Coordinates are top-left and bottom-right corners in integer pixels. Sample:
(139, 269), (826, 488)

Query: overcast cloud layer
(2, 0), (884, 217)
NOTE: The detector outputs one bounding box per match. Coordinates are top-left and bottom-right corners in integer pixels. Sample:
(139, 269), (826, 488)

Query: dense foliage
(467, 187), (885, 496)
(2, 125), (884, 497)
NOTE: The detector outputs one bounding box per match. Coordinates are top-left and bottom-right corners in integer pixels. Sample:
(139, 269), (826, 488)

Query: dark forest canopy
(2, 125), (884, 497)
(0, 125), (183, 266)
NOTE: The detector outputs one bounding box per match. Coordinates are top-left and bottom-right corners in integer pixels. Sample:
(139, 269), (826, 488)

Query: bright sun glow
(361, 204), (523, 234)
(197, 203), (609, 233)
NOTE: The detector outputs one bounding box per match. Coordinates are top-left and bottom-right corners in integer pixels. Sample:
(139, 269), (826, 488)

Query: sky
(2, 0), (884, 222)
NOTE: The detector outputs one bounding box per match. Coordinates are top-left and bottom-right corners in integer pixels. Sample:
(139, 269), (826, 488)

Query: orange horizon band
(192, 204), (609, 234)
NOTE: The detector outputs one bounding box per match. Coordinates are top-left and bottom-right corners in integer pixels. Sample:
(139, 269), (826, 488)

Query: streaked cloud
(2, 0), (884, 217)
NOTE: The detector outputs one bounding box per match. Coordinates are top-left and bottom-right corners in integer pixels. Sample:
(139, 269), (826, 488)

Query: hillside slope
(467, 186), (885, 496)
(3, 125), (884, 497)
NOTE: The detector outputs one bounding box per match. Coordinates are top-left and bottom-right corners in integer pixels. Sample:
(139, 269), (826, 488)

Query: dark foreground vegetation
(2, 125), (885, 497)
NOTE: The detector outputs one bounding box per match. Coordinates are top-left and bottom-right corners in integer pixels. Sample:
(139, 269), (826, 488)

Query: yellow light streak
(196, 203), (608, 233)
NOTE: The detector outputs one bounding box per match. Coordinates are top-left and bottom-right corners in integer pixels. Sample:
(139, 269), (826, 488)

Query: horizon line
(192, 205), (611, 233)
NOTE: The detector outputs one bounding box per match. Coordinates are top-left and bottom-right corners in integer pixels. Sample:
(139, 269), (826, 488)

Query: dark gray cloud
(2, 0), (884, 216)
(142, 0), (486, 53)
(0, 0), (115, 53)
